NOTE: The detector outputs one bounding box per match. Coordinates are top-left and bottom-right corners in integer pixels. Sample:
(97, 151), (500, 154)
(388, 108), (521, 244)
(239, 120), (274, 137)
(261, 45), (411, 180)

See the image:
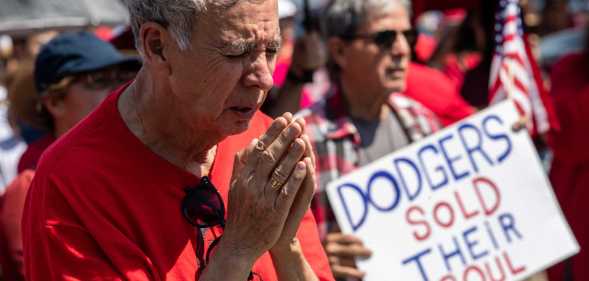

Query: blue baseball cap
(34, 31), (141, 94)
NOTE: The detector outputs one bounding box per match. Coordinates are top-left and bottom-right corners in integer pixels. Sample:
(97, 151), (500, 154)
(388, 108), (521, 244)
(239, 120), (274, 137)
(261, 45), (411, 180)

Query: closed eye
(266, 47), (278, 57)
(224, 52), (249, 59)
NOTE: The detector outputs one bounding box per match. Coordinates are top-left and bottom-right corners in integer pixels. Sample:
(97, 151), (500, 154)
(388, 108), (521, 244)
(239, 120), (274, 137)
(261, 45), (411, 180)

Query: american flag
(489, 0), (557, 135)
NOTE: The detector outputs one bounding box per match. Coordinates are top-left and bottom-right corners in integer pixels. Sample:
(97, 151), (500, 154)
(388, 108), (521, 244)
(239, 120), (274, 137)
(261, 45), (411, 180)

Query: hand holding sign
(324, 232), (372, 279)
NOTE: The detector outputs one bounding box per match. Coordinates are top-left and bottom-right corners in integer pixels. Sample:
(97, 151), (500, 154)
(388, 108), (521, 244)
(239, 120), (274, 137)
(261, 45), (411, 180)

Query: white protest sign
(326, 101), (579, 281)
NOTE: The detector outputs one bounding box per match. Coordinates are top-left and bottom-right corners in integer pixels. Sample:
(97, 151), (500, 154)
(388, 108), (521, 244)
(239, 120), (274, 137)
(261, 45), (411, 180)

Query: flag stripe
(488, 0), (554, 135)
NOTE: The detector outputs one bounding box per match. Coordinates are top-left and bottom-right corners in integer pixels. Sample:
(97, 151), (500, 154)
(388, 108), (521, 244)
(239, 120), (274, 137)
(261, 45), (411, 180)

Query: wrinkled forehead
(198, 0), (280, 45)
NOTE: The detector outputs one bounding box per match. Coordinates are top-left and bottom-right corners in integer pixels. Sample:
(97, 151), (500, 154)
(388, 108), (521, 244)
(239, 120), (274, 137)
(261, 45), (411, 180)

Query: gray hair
(123, 0), (205, 51)
(322, 0), (411, 39)
(123, 0), (242, 51)
(322, 0), (411, 80)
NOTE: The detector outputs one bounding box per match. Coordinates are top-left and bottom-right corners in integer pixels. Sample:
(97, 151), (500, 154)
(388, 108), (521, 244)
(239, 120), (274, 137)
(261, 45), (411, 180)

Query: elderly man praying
(22, 1), (333, 280)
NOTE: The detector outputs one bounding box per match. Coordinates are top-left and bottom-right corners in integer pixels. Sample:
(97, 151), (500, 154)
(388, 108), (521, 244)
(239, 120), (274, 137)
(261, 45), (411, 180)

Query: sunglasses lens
(371, 30), (418, 49)
(374, 31), (396, 48)
(182, 178), (225, 227)
(403, 30), (418, 46)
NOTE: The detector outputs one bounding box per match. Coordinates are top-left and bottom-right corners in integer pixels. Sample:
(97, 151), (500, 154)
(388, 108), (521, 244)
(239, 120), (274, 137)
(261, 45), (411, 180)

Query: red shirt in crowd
(1, 170), (34, 278)
(22, 86), (334, 280)
(411, 0), (480, 20)
(547, 52), (589, 281)
(16, 134), (55, 174)
(2, 118), (54, 280)
(405, 62), (475, 126)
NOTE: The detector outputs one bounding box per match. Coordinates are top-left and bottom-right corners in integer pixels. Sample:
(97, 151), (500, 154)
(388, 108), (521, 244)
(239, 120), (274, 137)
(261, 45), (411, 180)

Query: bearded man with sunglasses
(22, 1), (333, 281)
(299, 0), (441, 279)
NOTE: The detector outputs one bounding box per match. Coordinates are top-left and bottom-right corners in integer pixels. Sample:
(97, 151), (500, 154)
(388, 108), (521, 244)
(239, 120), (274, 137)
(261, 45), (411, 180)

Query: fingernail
(297, 161), (306, 170)
(305, 157), (314, 168)
(283, 112), (293, 121)
(289, 123), (301, 135)
(296, 138), (305, 146)
(297, 117), (306, 127)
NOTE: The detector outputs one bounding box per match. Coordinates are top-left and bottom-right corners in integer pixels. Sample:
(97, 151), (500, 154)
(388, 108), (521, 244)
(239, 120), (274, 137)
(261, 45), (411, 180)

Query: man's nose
(242, 52), (274, 92)
(390, 32), (411, 57)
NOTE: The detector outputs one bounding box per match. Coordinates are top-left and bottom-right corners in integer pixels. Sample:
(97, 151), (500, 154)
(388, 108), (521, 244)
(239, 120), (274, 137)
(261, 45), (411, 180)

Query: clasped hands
(222, 112), (316, 258)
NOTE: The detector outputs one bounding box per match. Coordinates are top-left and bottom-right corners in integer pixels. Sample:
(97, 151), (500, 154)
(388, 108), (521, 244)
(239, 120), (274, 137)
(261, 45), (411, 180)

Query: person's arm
(1, 170), (35, 278)
(195, 240), (259, 281)
(270, 209), (334, 281)
(271, 238), (319, 281)
(524, 271), (548, 281)
(268, 132), (332, 281)
(268, 145), (319, 281)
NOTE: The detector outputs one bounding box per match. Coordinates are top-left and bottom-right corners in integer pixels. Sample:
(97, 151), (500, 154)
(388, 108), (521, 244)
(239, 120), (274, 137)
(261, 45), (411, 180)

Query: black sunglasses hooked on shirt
(181, 176), (261, 281)
(342, 29), (418, 50)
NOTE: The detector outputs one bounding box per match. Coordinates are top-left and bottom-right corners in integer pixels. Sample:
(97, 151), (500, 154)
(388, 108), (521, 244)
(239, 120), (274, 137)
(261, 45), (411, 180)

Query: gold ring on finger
(271, 169), (289, 187)
(255, 140), (266, 152)
(270, 177), (282, 190)
(273, 168), (288, 181)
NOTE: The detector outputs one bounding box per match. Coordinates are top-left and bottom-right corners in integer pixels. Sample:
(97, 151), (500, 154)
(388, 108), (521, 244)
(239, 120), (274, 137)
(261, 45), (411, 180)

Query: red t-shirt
(411, 0), (480, 20)
(547, 52), (589, 281)
(405, 63), (475, 126)
(22, 85), (334, 281)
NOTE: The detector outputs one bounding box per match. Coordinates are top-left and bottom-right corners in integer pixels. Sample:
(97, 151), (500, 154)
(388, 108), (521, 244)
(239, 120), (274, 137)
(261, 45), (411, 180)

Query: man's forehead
(360, 8), (411, 32)
(203, 0), (280, 43)
(207, 0), (276, 13)
(208, 0), (240, 9)
(204, 0), (278, 25)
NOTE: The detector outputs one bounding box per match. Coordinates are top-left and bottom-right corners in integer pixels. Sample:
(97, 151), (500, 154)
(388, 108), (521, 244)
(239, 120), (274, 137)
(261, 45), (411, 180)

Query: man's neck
(340, 80), (388, 121)
(118, 71), (220, 177)
(53, 125), (68, 139)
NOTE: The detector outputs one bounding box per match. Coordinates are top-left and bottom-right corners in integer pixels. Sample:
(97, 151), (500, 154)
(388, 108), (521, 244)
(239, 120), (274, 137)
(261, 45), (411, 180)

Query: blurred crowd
(0, 0), (587, 280)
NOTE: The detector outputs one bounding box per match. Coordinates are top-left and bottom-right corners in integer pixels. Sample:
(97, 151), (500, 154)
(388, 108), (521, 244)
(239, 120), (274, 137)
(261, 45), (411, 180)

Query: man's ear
(328, 37), (348, 70)
(42, 94), (66, 119)
(139, 22), (172, 71)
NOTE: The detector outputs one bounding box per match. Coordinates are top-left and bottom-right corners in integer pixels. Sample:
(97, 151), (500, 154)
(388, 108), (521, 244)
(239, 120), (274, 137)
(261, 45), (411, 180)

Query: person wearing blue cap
(14, 31), (139, 172)
(0, 31), (139, 279)
(34, 31), (140, 139)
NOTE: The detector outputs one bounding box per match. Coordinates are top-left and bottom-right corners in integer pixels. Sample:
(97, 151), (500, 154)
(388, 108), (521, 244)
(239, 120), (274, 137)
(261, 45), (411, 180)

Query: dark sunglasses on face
(344, 29), (418, 50)
(181, 176), (261, 281)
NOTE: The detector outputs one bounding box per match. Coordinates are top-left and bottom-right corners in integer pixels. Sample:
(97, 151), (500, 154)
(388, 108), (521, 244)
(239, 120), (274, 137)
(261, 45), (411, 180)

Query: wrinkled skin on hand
(222, 113), (317, 257)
